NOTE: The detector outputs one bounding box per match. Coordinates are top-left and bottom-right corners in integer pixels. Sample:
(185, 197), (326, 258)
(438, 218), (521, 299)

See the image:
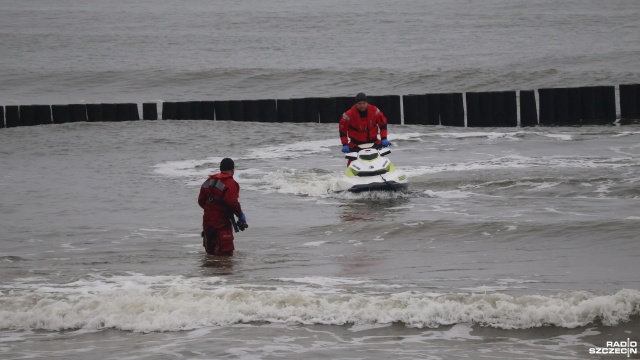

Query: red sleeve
(223, 180), (243, 217)
(198, 183), (207, 209)
(338, 110), (350, 145)
(377, 108), (388, 140)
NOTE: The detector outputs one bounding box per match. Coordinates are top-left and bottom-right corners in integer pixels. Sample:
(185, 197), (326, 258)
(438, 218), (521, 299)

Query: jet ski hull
(332, 173), (409, 193)
(346, 180), (409, 193)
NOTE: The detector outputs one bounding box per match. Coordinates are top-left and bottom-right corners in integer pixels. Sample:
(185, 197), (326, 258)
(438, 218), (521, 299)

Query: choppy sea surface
(2, 0), (640, 104)
(1, 1), (640, 359)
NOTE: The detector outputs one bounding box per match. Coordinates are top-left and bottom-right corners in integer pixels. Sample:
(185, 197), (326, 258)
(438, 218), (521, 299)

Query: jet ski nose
(358, 150), (379, 160)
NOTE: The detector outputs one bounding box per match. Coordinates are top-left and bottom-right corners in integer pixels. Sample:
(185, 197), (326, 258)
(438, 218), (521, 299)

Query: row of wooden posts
(1, 84), (639, 129)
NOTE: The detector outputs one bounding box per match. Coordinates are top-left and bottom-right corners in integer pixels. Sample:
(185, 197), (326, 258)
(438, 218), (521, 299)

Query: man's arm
(223, 182), (243, 217)
(197, 187), (207, 209)
(338, 111), (350, 145)
(377, 108), (388, 140)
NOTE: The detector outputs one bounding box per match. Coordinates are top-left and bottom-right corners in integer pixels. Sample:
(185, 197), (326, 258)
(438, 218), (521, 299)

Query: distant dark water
(1, 0), (639, 105)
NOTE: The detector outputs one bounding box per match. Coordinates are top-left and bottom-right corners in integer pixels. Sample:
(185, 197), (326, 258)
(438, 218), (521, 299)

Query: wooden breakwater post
(143, 103), (158, 120)
(538, 86), (615, 126)
(318, 97), (336, 123)
(402, 94), (428, 125)
(214, 101), (230, 121)
(519, 90), (538, 127)
(276, 99), (292, 123)
(69, 104), (87, 122)
(202, 101), (215, 120)
(116, 103), (139, 121)
(436, 93), (464, 127)
(4, 105), (52, 127)
(18, 105), (35, 126)
(5, 106), (19, 127)
(466, 91), (517, 127)
(34, 105), (52, 125)
(620, 84), (640, 124)
(52, 105), (70, 124)
(86, 104), (103, 122)
(371, 95), (402, 125)
(581, 86), (615, 125)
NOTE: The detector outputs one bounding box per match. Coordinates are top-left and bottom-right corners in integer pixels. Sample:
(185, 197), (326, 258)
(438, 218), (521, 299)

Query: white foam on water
(408, 130), (575, 142)
(301, 241), (327, 247)
(175, 233), (199, 238)
(389, 132), (427, 141)
(423, 189), (478, 199)
(525, 181), (561, 190)
(533, 132), (574, 141)
(339, 191), (411, 199)
(430, 131), (523, 141)
(274, 276), (369, 287)
(60, 243), (87, 251)
(244, 139), (333, 160)
(348, 322), (392, 332)
(153, 138), (337, 181)
(152, 132), (639, 198)
(612, 131), (640, 138)
(498, 278), (540, 284)
(0, 331), (32, 343)
(544, 207), (563, 214)
(241, 168), (338, 197)
(151, 135), (370, 182)
(623, 176), (640, 184)
(152, 157), (224, 178)
(403, 222), (424, 227)
(404, 155), (639, 180)
(0, 275), (638, 332)
(595, 181), (613, 194)
(440, 323), (484, 340)
(387, 205), (414, 210)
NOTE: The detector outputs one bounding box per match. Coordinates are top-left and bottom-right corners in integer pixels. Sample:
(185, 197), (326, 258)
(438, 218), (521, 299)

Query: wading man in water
(198, 158), (248, 256)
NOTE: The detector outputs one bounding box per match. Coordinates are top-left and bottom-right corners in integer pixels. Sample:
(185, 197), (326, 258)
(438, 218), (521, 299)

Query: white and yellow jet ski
(331, 143), (409, 193)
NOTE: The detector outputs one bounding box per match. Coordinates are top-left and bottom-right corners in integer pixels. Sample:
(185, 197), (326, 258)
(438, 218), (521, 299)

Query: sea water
(1, 1), (640, 359)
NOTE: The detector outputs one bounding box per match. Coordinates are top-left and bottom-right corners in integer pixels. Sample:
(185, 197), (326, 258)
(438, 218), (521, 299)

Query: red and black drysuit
(198, 173), (243, 256)
(338, 103), (388, 164)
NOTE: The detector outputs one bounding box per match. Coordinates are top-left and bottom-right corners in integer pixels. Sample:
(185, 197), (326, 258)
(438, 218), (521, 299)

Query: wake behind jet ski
(332, 143), (409, 193)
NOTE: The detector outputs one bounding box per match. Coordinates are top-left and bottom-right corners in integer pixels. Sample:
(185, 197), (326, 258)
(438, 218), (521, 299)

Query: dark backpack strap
(207, 179), (228, 206)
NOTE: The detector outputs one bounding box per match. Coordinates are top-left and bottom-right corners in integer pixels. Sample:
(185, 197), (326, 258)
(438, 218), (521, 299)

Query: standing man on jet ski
(198, 158), (248, 256)
(339, 92), (391, 164)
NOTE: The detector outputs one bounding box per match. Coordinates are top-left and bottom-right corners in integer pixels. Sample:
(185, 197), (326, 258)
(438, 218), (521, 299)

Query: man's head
(355, 92), (368, 111)
(220, 158), (235, 173)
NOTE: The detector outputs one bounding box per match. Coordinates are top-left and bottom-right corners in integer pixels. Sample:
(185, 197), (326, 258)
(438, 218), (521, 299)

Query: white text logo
(589, 339), (638, 357)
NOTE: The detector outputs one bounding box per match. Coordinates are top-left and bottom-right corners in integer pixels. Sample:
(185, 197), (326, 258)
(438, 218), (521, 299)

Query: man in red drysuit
(198, 158), (247, 256)
(338, 92), (391, 164)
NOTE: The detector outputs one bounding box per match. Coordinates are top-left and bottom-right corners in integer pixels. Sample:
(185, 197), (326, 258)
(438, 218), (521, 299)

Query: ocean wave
(0, 276), (638, 332)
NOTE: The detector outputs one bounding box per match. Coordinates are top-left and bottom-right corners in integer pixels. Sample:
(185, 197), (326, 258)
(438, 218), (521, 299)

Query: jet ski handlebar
(344, 148), (391, 160)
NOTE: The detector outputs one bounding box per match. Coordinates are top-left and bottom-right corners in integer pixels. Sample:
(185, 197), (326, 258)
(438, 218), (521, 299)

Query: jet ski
(332, 143), (409, 193)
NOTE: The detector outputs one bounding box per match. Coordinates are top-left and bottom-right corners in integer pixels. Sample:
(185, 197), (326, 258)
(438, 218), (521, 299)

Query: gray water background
(2, 0), (639, 104)
(1, 1), (640, 359)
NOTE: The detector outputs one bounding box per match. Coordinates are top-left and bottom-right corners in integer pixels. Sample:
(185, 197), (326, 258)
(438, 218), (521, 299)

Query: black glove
(237, 220), (249, 231)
